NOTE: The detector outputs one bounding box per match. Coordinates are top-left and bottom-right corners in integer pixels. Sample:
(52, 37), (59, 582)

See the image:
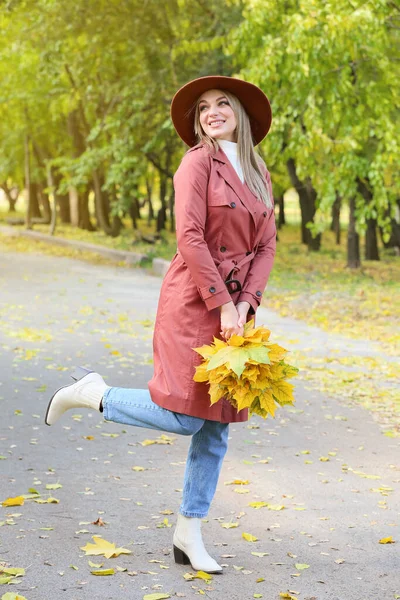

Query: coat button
(263, 211), (267, 217)
(256, 291), (262, 297)
(230, 202), (236, 208)
(209, 286), (216, 293)
(220, 246), (227, 252)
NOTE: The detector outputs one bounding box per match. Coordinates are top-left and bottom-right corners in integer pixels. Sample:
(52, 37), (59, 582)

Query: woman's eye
(199, 105), (207, 112)
(219, 100), (229, 106)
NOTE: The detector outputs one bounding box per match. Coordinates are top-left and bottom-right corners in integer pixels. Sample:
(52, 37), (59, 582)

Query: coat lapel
(212, 148), (258, 226)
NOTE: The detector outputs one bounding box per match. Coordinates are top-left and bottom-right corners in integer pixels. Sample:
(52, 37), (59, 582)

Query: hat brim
(170, 75), (272, 147)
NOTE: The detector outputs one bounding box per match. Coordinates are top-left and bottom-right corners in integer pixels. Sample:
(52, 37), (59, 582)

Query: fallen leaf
(242, 532), (258, 542)
(224, 479), (249, 485)
(221, 522), (239, 529)
(295, 563), (310, 570)
(379, 536), (395, 544)
(34, 497), (59, 504)
(92, 517), (105, 526)
(267, 504), (285, 511)
(90, 568), (115, 576)
(1, 496), (24, 507)
(280, 594), (298, 600)
(88, 561), (103, 568)
(1, 594), (28, 600)
(81, 536), (131, 558)
(251, 552), (269, 557)
(248, 502), (269, 509)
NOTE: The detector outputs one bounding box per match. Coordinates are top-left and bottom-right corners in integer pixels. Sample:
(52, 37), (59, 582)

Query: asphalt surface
(0, 250), (398, 600)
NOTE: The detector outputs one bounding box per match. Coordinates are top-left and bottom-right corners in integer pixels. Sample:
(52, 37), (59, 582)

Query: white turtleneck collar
(218, 139), (244, 183)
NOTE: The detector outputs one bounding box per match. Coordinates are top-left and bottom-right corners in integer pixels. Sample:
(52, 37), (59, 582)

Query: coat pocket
(207, 194), (232, 207)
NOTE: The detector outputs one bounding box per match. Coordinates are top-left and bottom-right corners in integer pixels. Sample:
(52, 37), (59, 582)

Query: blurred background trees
(0, 0), (399, 267)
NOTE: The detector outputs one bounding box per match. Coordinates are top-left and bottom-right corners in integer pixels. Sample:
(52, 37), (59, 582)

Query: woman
(45, 75), (276, 574)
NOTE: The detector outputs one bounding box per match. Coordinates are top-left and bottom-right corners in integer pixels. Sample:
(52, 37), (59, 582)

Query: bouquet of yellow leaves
(193, 320), (298, 418)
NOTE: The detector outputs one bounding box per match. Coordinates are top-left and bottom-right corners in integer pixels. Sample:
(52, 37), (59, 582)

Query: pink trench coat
(148, 143), (276, 423)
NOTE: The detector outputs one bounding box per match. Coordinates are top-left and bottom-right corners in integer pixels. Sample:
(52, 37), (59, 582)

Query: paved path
(0, 251), (398, 600)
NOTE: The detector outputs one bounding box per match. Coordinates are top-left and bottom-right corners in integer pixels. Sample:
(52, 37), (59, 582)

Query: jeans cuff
(179, 509), (208, 518)
(102, 387), (112, 420)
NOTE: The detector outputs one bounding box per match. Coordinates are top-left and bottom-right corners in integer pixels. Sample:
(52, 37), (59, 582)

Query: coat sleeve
(174, 150), (232, 311)
(238, 170), (276, 314)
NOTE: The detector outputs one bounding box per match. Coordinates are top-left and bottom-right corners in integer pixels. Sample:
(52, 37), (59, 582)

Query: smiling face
(197, 89), (237, 142)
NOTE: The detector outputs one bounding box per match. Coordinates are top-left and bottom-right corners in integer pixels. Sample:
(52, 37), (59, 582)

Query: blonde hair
(193, 89), (273, 207)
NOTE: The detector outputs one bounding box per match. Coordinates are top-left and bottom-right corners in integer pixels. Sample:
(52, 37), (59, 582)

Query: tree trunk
(1, 184), (18, 212)
(46, 164), (57, 236)
(347, 196), (361, 268)
(169, 188), (175, 233)
(330, 194), (341, 245)
(277, 194), (285, 229)
(365, 218), (380, 260)
(30, 182), (42, 219)
(92, 170), (120, 236)
(156, 174), (168, 233)
(38, 182), (51, 223)
(57, 193), (70, 223)
(145, 176), (155, 225)
(286, 158), (321, 250)
(69, 187), (79, 226)
(24, 134), (33, 230)
(357, 177), (379, 261)
(79, 189), (95, 231)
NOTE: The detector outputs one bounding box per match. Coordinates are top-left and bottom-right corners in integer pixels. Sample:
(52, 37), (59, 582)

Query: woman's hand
(236, 301), (251, 329)
(220, 301), (242, 340)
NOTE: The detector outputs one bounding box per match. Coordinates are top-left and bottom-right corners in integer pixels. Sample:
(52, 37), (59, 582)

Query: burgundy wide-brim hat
(170, 75), (272, 147)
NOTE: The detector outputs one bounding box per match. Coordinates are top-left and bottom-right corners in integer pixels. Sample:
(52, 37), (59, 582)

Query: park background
(0, 2), (399, 599)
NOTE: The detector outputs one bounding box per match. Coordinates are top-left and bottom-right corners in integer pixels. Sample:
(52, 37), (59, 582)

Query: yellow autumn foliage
(193, 320), (297, 418)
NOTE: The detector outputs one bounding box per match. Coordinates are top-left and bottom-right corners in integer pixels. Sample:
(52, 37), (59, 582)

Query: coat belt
(217, 251), (255, 294)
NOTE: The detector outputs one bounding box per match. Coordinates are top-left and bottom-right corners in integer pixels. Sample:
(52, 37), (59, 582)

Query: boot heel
(173, 545), (191, 565)
(70, 366), (93, 382)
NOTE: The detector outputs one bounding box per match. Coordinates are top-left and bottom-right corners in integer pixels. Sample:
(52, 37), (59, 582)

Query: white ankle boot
(45, 367), (109, 426)
(173, 514), (222, 573)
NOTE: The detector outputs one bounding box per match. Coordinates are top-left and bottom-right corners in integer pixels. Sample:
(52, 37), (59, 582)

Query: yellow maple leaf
(271, 380), (295, 405)
(221, 522), (239, 528)
(280, 593), (298, 600)
(258, 390), (277, 417)
(1, 496), (24, 507)
(209, 384), (224, 406)
(242, 532), (258, 542)
(193, 344), (218, 359)
(379, 536), (395, 544)
(193, 363), (209, 382)
(80, 536), (131, 558)
(236, 389), (257, 412)
(266, 343), (287, 363)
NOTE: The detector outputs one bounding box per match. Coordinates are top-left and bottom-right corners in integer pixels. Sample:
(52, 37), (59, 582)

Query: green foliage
(227, 0), (400, 234)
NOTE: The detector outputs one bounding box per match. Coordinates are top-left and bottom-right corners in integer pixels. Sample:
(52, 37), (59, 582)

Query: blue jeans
(102, 387), (229, 518)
